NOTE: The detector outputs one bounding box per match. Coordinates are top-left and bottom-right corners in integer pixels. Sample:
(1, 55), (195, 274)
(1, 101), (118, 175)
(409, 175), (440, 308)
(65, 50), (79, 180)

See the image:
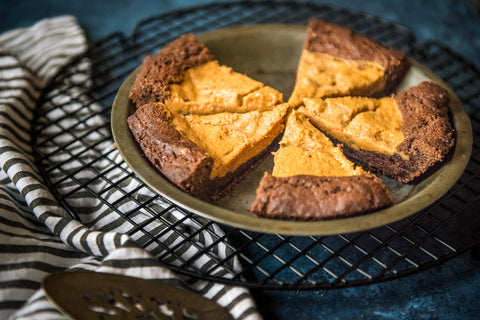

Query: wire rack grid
(32, 1), (480, 290)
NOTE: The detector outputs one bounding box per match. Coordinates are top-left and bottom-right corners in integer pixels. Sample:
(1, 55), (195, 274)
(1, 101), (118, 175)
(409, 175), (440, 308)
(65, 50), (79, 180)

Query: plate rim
(111, 24), (472, 236)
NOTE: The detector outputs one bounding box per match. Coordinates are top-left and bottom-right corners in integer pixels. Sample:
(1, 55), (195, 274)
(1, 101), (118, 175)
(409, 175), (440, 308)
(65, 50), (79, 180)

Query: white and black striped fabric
(0, 16), (261, 320)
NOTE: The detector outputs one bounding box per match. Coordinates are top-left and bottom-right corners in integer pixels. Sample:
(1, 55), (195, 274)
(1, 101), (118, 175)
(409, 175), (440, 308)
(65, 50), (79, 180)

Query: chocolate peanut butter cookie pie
(301, 81), (455, 183)
(124, 24), (456, 223)
(288, 18), (410, 107)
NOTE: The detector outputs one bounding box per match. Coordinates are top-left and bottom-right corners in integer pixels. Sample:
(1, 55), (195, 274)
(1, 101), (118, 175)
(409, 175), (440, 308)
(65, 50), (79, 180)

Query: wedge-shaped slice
(128, 102), (288, 202)
(288, 18), (410, 107)
(301, 95), (404, 157)
(271, 110), (366, 178)
(166, 60), (283, 114)
(129, 33), (283, 114)
(302, 81), (455, 183)
(249, 110), (393, 220)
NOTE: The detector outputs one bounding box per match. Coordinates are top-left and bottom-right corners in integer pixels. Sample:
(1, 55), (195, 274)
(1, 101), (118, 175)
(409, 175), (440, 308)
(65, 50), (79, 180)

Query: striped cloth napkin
(0, 16), (260, 320)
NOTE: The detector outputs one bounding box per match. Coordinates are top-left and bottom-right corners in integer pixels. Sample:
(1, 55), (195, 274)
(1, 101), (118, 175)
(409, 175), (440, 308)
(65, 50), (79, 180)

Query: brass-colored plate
(111, 24), (472, 236)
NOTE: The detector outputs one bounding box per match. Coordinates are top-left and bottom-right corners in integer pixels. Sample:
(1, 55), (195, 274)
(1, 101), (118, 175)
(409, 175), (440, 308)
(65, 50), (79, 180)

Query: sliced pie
(288, 18), (410, 107)
(301, 81), (455, 183)
(125, 26), (454, 221)
(249, 110), (393, 220)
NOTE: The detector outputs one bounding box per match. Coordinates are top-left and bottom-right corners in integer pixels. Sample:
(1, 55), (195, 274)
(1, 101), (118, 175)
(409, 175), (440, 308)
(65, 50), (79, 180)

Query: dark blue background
(1, 1), (479, 319)
(2, 0), (479, 68)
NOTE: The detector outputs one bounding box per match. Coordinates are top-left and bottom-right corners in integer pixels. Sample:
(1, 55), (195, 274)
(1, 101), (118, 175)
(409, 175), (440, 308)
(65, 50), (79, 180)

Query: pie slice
(288, 18), (410, 107)
(128, 102), (288, 201)
(249, 110), (393, 220)
(129, 33), (283, 114)
(301, 81), (455, 183)
(166, 60), (283, 115)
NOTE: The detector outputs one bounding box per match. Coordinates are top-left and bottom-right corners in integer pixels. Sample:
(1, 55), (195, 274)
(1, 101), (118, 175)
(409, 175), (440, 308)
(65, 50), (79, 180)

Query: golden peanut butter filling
(288, 50), (385, 107)
(167, 60), (283, 114)
(171, 104), (289, 179)
(272, 110), (365, 178)
(302, 96), (405, 156)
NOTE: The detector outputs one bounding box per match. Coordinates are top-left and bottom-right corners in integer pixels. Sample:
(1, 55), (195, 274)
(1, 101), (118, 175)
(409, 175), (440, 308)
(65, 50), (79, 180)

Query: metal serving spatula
(42, 271), (233, 320)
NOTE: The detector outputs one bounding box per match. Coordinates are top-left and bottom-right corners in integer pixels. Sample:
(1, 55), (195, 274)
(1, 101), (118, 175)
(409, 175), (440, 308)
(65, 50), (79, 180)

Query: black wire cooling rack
(32, 2), (480, 290)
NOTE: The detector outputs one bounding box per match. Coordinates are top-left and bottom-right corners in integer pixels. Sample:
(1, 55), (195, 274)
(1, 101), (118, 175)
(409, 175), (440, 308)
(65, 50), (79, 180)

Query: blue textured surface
(2, 1), (479, 319)
(2, 0), (480, 68)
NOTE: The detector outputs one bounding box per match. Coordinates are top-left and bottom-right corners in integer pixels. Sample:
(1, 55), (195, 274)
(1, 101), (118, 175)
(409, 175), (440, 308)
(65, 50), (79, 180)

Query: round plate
(111, 24), (472, 236)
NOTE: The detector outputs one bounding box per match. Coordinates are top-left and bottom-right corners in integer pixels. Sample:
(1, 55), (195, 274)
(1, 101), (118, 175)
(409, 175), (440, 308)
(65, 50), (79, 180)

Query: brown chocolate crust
(128, 102), (214, 200)
(305, 18), (410, 96)
(127, 102), (282, 202)
(129, 33), (214, 107)
(340, 81), (455, 183)
(249, 173), (393, 220)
